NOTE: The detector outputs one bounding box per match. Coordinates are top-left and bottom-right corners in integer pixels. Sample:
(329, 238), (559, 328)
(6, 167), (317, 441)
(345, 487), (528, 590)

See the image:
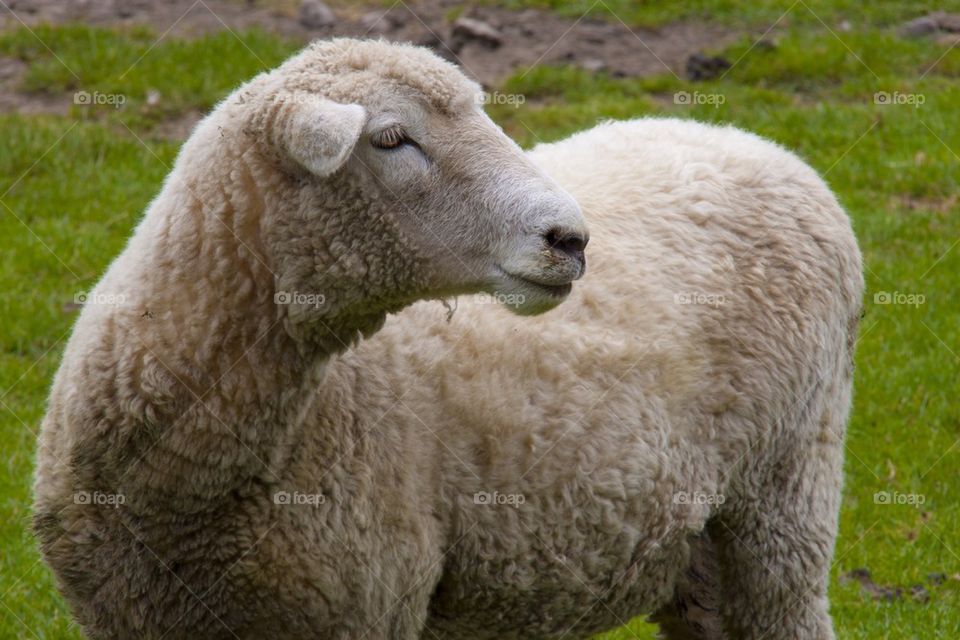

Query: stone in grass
(299, 0), (335, 30)
(939, 13), (960, 32)
(927, 572), (946, 586)
(910, 584), (930, 603)
(451, 17), (503, 48)
(840, 568), (902, 602)
(580, 58), (607, 73)
(686, 52), (731, 81)
(899, 12), (960, 38)
(900, 14), (942, 38)
(359, 11), (403, 34)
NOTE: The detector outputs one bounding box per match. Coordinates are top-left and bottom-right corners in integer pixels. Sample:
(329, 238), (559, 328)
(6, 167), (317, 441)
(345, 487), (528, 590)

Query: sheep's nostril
(545, 227), (588, 259)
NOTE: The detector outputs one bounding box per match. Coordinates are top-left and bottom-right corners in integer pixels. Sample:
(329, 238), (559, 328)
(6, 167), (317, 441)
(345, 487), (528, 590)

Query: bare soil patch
(1, 0), (739, 85)
(0, 0), (743, 134)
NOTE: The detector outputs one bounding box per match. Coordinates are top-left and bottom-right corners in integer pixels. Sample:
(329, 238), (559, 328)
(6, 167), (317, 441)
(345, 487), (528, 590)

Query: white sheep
(33, 39), (862, 640)
(410, 118), (862, 639)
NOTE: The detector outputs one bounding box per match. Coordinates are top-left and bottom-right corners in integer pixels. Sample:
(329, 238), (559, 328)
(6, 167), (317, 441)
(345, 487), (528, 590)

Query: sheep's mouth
(516, 277), (572, 298)
(490, 267), (575, 315)
(495, 266), (572, 294)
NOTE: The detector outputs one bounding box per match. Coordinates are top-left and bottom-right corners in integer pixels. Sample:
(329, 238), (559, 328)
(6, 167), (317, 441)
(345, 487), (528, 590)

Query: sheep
(411, 118), (862, 639)
(331, 118), (863, 640)
(33, 37), (588, 639)
(32, 40), (864, 640)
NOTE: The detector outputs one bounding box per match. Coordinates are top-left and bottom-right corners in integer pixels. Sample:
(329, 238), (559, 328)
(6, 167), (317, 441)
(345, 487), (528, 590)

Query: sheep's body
(34, 38), (862, 638)
(315, 118), (863, 638)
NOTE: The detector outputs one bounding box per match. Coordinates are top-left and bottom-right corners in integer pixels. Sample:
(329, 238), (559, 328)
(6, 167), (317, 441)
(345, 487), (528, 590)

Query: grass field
(2, 2), (959, 638)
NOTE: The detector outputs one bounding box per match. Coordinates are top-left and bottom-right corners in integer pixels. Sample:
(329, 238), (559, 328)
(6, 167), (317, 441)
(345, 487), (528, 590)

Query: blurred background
(1, 0), (958, 637)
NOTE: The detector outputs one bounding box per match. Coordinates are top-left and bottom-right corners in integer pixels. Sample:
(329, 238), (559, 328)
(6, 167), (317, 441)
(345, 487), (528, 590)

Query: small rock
(298, 0), (335, 30)
(580, 58), (607, 73)
(358, 14), (388, 34)
(838, 19), (852, 32)
(417, 33), (442, 48)
(146, 89), (161, 106)
(899, 14), (941, 38)
(755, 36), (778, 51)
(686, 53), (731, 81)
(897, 11), (960, 38)
(452, 17), (503, 48)
(939, 13), (960, 32)
(359, 11), (402, 34)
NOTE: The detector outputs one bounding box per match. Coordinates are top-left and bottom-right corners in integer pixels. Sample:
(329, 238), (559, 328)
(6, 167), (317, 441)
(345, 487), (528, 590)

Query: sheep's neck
(114, 276), (328, 507)
(110, 185), (350, 509)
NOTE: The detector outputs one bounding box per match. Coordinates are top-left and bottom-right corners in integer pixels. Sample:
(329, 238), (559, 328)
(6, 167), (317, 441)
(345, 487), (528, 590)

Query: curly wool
(412, 119), (863, 638)
(33, 44), (862, 640)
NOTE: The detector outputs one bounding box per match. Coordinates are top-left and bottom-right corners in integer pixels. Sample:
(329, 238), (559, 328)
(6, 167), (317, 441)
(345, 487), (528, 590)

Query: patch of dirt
(151, 109), (204, 141)
(839, 567), (952, 603)
(3, 0), (295, 36)
(408, 5), (739, 86)
(894, 192), (958, 214)
(1, 0), (739, 86)
(0, 56), (72, 115)
(0, 0), (744, 136)
(899, 11), (960, 38)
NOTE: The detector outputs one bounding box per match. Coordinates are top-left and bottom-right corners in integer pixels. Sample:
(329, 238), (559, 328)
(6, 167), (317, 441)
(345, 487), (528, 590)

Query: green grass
(0, 24), (300, 129)
(2, 7), (960, 639)
(486, 0), (940, 28)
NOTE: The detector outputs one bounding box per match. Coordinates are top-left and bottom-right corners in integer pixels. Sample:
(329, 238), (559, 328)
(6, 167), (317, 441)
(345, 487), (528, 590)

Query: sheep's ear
(279, 94), (366, 177)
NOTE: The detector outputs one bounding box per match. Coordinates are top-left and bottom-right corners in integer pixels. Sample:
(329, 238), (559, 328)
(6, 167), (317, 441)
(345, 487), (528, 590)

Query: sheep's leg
(648, 530), (726, 640)
(711, 436), (842, 640)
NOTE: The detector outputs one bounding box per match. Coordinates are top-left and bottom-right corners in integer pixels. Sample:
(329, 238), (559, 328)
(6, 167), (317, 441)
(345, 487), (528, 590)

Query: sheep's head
(240, 38), (587, 342)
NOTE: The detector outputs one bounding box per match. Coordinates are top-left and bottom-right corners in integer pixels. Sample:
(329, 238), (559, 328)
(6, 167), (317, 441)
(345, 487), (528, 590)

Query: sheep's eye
(371, 126), (410, 150)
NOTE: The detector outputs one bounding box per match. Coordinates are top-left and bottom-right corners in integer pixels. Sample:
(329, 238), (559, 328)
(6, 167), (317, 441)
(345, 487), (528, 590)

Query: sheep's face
(264, 40), (588, 323)
(352, 95), (589, 317)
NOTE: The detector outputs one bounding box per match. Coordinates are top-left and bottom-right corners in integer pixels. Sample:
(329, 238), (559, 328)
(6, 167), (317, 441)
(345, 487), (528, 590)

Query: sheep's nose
(544, 226), (588, 274)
